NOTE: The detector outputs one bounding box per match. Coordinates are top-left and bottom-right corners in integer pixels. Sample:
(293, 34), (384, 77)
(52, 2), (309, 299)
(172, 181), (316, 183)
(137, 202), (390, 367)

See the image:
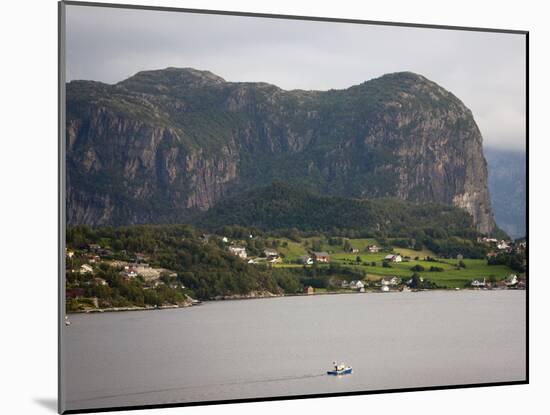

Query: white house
(497, 241), (511, 250)
(381, 285), (390, 292)
(349, 280), (365, 290)
(264, 249), (280, 262)
(505, 274), (518, 286)
(368, 245), (380, 253)
(381, 276), (401, 286)
(300, 256), (314, 265)
(384, 254), (402, 263)
(471, 278), (486, 287)
(229, 246), (247, 259)
(123, 270), (138, 279)
(94, 277), (108, 286)
(79, 264), (93, 274)
(222, 237), (229, 243)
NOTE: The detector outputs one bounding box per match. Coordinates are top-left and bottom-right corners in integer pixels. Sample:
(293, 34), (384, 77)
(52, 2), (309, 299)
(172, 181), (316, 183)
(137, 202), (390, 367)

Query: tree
(356, 256), (362, 263)
(409, 273), (422, 288)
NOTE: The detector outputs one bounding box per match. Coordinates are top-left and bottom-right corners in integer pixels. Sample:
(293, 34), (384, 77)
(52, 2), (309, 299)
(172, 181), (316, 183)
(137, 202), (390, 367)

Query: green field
(270, 238), (518, 289)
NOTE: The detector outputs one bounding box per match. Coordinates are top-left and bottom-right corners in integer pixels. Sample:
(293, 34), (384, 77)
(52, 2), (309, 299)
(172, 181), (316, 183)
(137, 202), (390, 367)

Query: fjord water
(64, 291), (526, 411)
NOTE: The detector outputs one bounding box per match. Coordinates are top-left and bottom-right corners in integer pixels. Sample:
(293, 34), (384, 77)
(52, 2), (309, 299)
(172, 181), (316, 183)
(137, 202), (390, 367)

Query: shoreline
(66, 286), (524, 315)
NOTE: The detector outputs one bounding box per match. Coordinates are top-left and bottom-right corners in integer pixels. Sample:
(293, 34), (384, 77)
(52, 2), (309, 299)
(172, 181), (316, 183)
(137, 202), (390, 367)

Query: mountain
(66, 67), (496, 233)
(485, 148), (526, 239)
(195, 182), (478, 237)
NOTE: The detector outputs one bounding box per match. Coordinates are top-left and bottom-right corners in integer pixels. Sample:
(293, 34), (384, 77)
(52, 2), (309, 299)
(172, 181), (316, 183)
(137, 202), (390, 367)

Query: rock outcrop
(66, 67), (495, 233)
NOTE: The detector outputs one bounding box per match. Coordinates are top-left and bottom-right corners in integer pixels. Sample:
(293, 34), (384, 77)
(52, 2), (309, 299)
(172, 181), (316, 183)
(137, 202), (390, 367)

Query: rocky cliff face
(66, 68), (496, 233)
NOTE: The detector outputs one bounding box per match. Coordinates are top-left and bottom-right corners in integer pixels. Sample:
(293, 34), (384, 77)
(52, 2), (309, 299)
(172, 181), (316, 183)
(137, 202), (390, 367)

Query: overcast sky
(65, 4), (526, 152)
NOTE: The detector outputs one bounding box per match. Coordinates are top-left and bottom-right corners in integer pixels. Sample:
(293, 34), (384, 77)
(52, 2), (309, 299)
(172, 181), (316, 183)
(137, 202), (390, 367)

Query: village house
(222, 237), (229, 243)
(169, 281), (184, 289)
(299, 255), (314, 265)
(497, 240), (511, 250)
(456, 254), (464, 260)
(88, 243), (101, 252)
(486, 251), (498, 259)
(264, 249), (281, 263)
(66, 250), (74, 259)
(134, 253), (150, 263)
(264, 249), (278, 257)
(311, 251), (330, 263)
(122, 270), (138, 280)
(98, 248), (113, 256)
(380, 285), (390, 292)
(303, 285), (315, 295)
(94, 277), (108, 286)
(505, 274), (518, 287)
(367, 245), (380, 253)
(136, 266), (161, 280)
(87, 254), (101, 263)
(229, 246), (247, 259)
(79, 264), (93, 274)
(471, 278), (486, 288)
(341, 280), (350, 288)
(381, 276), (401, 286)
(349, 247), (359, 254)
(349, 280), (365, 291)
(384, 254), (402, 263)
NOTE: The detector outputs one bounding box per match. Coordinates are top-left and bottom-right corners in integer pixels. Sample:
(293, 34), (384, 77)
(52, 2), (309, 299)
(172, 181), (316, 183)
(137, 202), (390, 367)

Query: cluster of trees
(488, 250), (527, 273)
(196, 183), (482, 242)
(192, 183), (497, 259)
(67, 225), (286, 302)
(408, 273), (438, 289)
(67, 266), (190, 312)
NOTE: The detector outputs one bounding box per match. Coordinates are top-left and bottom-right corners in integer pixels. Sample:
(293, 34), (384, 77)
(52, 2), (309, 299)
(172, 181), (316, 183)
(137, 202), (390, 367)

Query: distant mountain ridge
(66, 67), (496, 233)
(485, 148), (526, 239)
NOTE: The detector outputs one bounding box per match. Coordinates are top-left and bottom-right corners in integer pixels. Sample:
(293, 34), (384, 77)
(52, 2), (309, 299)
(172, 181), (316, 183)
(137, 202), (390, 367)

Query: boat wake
(67, 373), (326, 405)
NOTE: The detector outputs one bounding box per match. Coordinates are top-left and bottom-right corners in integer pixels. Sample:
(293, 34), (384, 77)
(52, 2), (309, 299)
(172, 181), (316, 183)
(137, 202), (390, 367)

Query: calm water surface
(63, 290), (526, 411)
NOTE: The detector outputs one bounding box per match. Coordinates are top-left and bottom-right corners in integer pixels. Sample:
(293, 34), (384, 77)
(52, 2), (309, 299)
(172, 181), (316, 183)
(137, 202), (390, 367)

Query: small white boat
(327, 362), (353, 376)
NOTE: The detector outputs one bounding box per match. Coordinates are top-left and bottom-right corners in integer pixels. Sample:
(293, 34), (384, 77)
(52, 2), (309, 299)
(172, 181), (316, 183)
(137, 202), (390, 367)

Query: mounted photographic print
(58, 1), (528, 413)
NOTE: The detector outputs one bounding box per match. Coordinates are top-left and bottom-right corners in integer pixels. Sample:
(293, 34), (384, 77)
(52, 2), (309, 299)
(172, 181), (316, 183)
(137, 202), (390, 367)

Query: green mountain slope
(195, 182), (478, 239)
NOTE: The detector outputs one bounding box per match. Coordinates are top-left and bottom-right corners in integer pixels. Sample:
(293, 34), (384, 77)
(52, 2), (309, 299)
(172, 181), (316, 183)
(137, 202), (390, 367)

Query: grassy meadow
(267, 237), (518, 289)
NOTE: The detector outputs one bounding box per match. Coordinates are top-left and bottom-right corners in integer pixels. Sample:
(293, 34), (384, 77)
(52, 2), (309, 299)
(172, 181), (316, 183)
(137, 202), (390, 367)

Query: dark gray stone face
(66, 68), (495, 233)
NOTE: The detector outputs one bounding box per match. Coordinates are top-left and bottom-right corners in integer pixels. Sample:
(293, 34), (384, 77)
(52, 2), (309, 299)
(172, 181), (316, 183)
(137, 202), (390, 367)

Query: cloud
(65, 4), (526, 151)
